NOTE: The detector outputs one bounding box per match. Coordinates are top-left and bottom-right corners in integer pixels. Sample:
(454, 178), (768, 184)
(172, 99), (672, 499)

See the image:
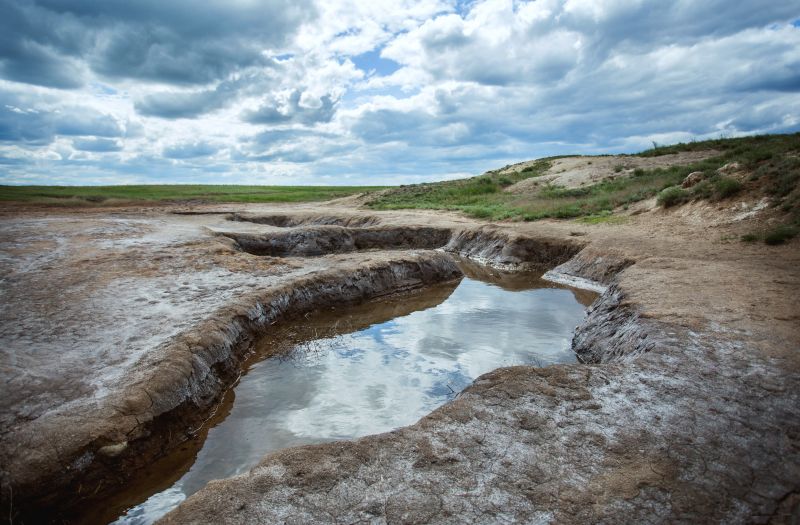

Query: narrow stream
(99, 263), (594, 524)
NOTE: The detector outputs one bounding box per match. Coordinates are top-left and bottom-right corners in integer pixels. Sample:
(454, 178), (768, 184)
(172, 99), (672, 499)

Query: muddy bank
(224, 225), (452, 257)
(230, 212), (382, 228)
(1, 250), (461, 521)
(222, 221), (583, 268)
(0, 209), (591, 522)
(444, 226), (582, 270)
(161, 249), (800, 524)
(110, 264), (591, 524)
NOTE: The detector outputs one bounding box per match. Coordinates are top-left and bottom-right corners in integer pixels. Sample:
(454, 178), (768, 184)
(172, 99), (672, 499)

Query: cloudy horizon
(1, 0), (799, 186)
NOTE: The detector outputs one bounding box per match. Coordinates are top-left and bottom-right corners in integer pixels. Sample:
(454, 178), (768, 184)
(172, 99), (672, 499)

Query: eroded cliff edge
(161, 233), (800, 524)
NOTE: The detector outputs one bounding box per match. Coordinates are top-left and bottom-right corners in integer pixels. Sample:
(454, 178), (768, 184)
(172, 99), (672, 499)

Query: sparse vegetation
(367, 133), (800, 229)
(764, 225), (799, 245)
(741, 233), (760, 243)
(0, 185), (387, 206)
(367, 160), (552, 220)
(577, 211), (627, 224)
(741, 224), (800, 245)
(657, 186), (689, 207)
(713, 177), (743, 199)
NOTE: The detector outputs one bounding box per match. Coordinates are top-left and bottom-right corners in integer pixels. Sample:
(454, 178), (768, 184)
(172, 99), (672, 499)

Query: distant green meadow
(0, 184), (387, 205)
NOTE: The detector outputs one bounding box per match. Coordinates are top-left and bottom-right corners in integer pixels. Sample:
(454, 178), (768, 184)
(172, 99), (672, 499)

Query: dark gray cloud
(134, 73), (262, 118)
(135, 88), (226, 119)
(0, 0), (90, 88)
(0, 0), (314, 88)
(0, 89), (124, 144)
(351, 108), (433, 143)
(243, 90), (337, 125)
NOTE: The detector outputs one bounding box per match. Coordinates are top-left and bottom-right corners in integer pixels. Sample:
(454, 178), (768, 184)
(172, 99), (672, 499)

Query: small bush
(691, 179), (713, 199)
(657, 186), (689, 207)
(84, 195), (107, 203)
(741, 233), (759, 243)
(614, 165), (624, 173)
(633, 168), (645, 177)
(713, 177), (743, 199)
(764, 225), (798, 245)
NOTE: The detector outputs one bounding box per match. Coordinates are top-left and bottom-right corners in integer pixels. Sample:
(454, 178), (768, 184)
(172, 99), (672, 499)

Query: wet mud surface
(1, 200), (798, 524)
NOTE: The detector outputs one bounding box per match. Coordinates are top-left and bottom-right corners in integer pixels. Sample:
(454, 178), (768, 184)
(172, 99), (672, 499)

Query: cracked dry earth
(1, 196), (799, 524)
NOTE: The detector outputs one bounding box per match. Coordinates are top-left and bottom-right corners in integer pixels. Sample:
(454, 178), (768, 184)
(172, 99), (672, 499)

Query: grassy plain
(0, 184), (386, 206)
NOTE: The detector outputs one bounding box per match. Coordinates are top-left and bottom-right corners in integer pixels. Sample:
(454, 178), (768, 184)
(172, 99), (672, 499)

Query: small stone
(717, 162), (741, 174)
(681, 171), (704, 188)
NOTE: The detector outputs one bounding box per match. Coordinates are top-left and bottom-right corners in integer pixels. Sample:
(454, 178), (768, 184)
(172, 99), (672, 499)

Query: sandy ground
(504, 150), (719, 191)
(1, 167), (799, 522)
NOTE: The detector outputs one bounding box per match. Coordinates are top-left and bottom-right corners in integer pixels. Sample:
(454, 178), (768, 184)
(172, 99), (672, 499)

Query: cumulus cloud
(0, 0), (314, 87)
(0, 0), (798, 185)
(243, 90), (338, 125)
(0, 87), (124, 144)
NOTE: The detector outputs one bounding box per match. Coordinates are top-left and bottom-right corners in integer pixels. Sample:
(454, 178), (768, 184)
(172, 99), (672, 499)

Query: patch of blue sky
(351, 48), (401, 77)
(453, 0), (474, 17)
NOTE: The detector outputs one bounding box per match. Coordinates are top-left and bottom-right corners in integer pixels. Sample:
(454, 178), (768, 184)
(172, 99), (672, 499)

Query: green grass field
(0, 184), (387, 206)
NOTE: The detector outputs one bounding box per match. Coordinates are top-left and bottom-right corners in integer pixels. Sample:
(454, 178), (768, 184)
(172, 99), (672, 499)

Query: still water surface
(110, 265), (593, 524)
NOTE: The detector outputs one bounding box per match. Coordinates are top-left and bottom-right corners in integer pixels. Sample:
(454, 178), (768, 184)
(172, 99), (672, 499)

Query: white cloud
(0, 0), (798, 185)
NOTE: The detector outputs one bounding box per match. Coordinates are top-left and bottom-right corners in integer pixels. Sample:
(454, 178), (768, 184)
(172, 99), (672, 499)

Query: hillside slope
(368, 133), (800, 244)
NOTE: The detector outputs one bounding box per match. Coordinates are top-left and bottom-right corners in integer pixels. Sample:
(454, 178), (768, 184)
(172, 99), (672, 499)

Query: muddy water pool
(106, 264), (594, 524)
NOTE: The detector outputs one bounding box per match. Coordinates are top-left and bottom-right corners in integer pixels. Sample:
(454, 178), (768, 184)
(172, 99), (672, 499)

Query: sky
(0, 0), (799, 186)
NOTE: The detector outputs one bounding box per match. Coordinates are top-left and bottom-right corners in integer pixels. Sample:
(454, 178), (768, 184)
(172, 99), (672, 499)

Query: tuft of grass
(713, 177), (743, 199)
(577, 211), (627, 224)
(764, 224), (798, 245)
(741, 233), (760, 243)
(657, 186), (689, 207)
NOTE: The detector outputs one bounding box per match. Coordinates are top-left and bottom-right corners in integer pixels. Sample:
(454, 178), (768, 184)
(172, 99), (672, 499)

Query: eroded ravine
(160, 245), (800, 525)
(4, 205), (798, 524)
(95, 262), (594, 524)
(2, 215), (591, 524)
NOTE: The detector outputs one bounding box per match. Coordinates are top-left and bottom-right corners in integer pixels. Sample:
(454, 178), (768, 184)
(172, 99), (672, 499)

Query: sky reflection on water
(114, 272), (589, 524)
